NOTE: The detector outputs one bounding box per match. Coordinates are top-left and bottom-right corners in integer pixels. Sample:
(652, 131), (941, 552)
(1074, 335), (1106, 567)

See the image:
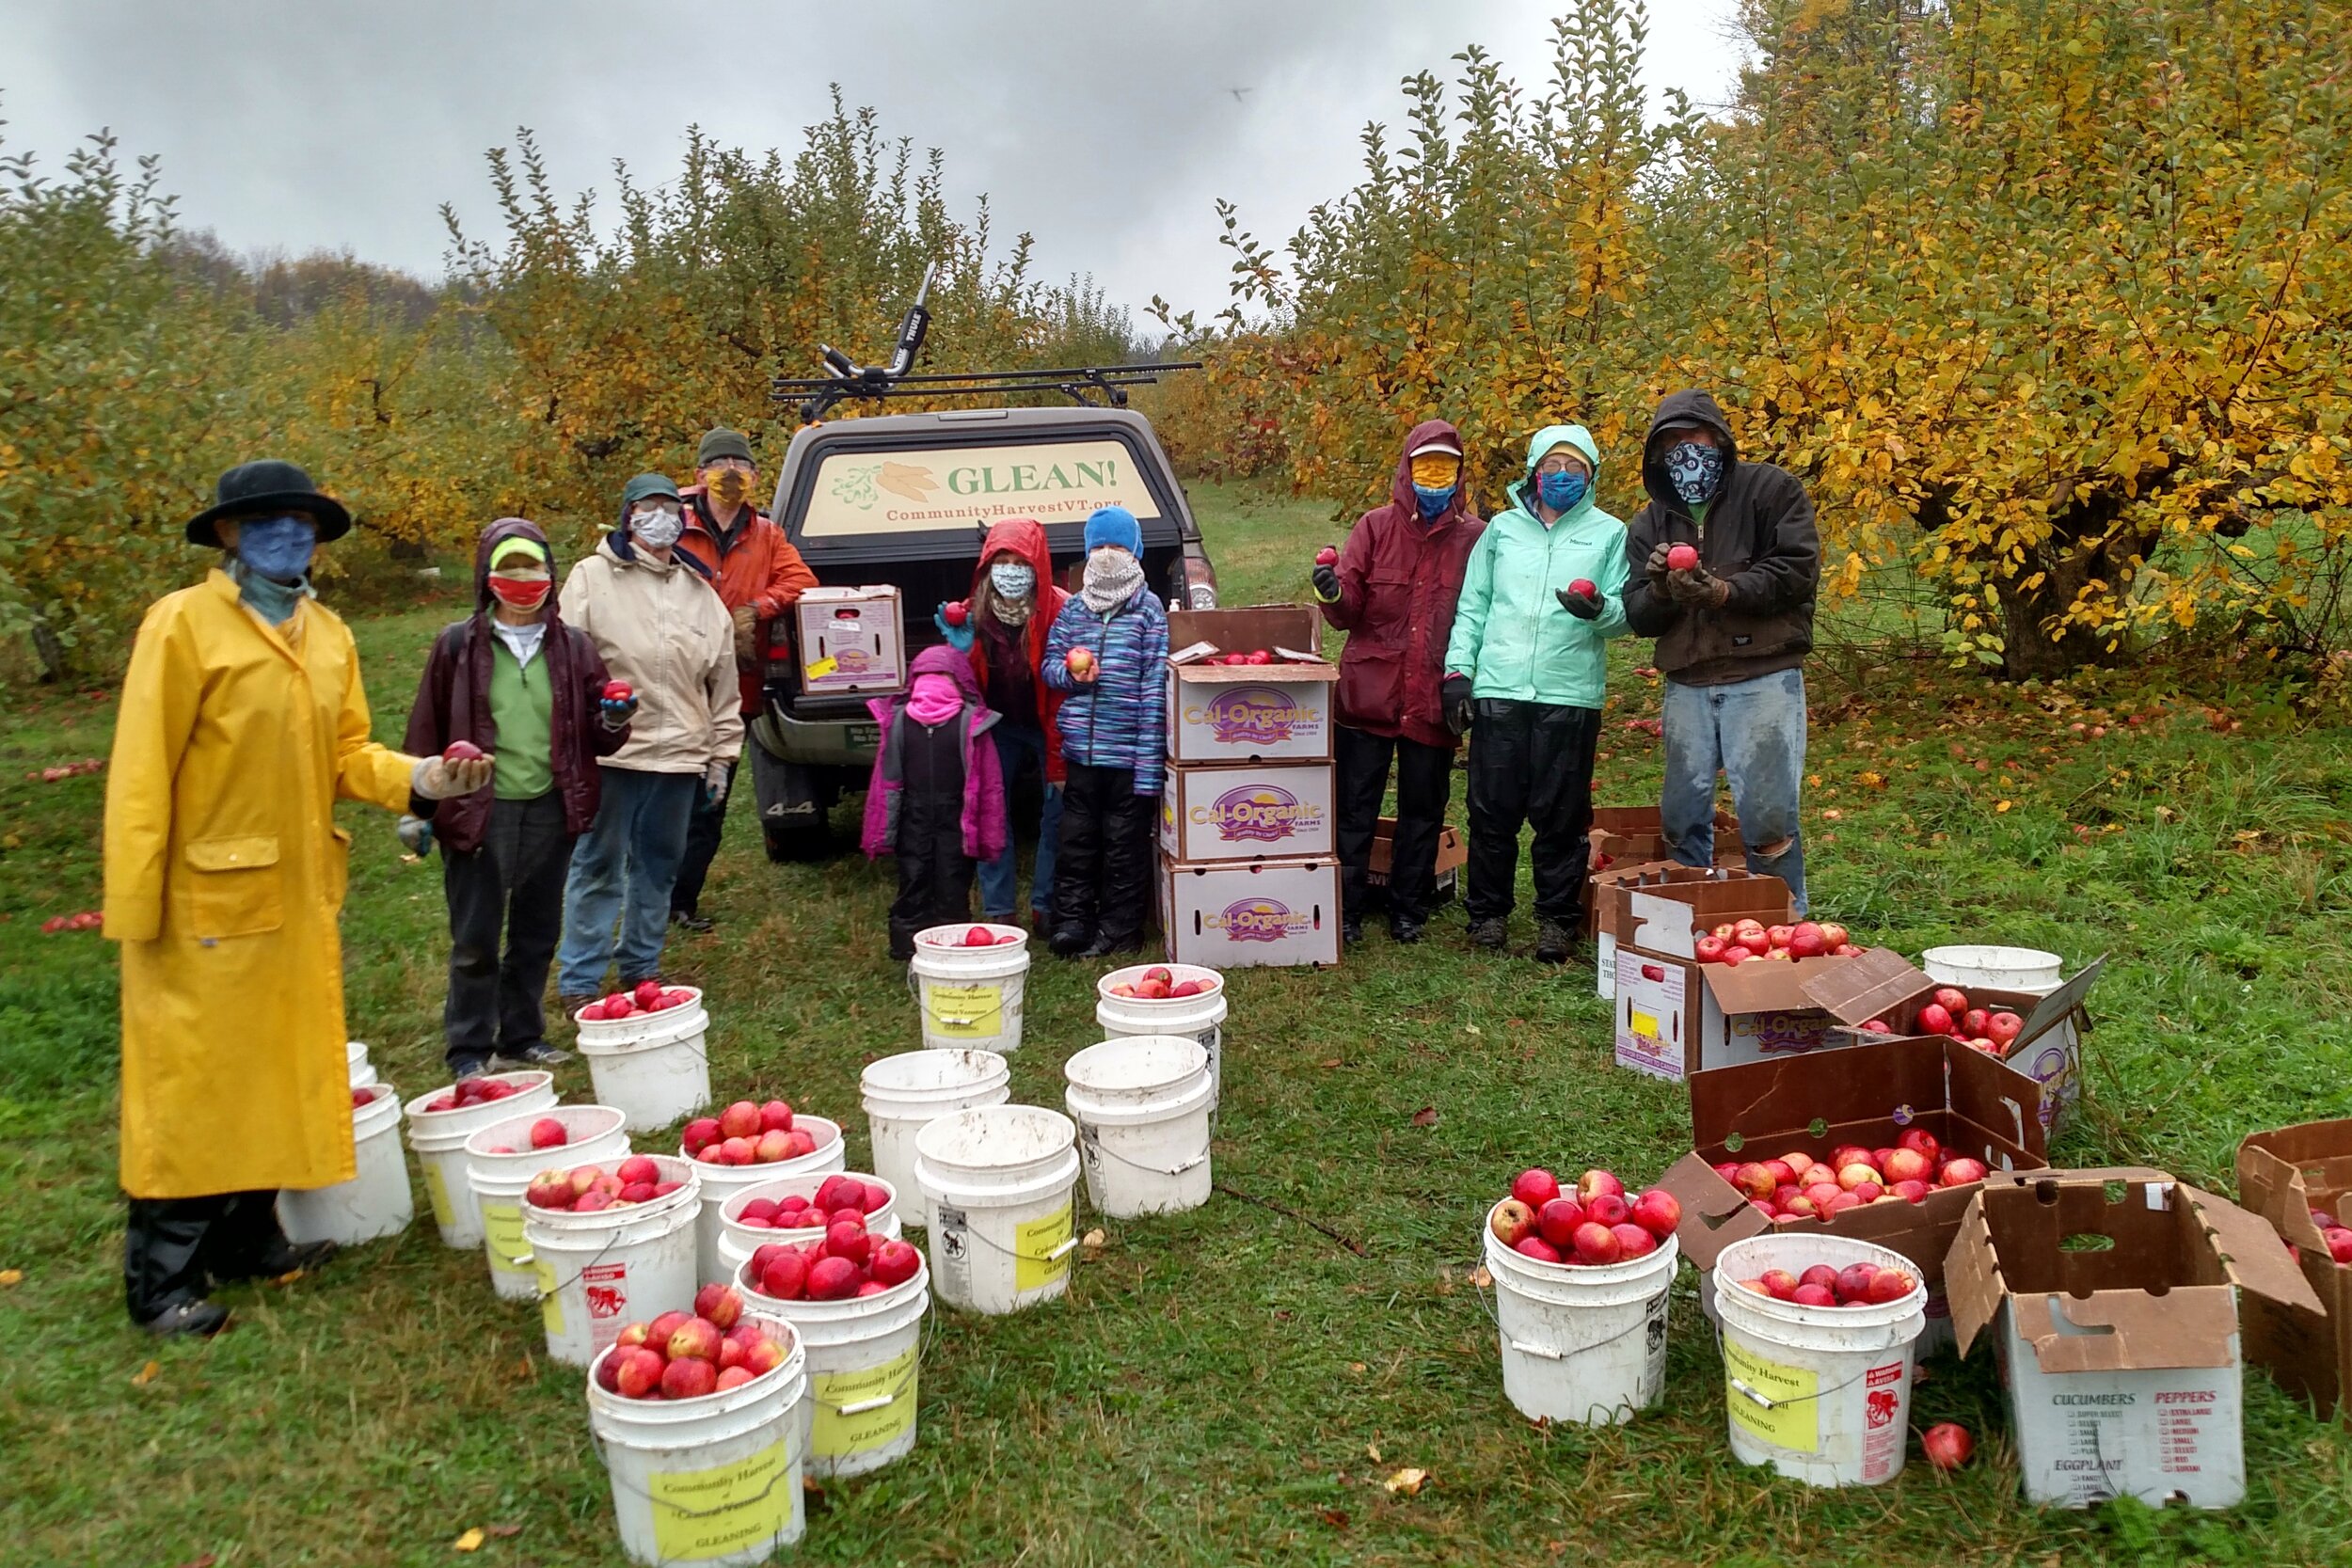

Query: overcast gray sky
(5, 0), (1745, 334)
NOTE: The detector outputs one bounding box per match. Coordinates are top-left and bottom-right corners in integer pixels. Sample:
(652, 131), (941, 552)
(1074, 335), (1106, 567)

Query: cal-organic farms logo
(1196, 783), (1319, 844)
(1187, 685), (1321, 746)
(1209, 897), (1309, 943)
(831, 455), (1122, 511)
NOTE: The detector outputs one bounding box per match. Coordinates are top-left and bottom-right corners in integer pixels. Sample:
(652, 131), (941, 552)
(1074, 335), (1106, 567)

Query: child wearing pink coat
(862, 643), (1009, 958)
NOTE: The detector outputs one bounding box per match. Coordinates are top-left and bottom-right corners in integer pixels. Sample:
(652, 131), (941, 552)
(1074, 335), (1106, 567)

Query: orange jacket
(677, 486), (819, 712)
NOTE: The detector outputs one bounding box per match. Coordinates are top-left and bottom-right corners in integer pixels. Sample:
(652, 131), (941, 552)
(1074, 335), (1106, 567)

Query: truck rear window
(799, 437), (1164, 537)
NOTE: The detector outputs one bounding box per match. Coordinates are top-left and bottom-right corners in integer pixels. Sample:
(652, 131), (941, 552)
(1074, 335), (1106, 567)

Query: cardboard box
(1613, 882), (1890, 1079)
(2236, 1120), (2352, 1422)
(1658, 1035), (2046, 1351)
(1165, 606), (1336, 764)
(1160, 853), (1339, 968)
(1157, 761), (1335, 864)
(1810, 949), (2106, 1137)
(795, 585), (905, 694)
(1581, 805), (1741, 921)
(1593, 863), (1791, 1001)
(1366, 817), (1466, 907)
(1946, 1167), (2321, 1509)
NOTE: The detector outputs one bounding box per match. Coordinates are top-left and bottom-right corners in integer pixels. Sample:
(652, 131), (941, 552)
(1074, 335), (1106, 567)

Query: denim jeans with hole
(556, 766), (700, 994)
(1661, 668), (1808, 913)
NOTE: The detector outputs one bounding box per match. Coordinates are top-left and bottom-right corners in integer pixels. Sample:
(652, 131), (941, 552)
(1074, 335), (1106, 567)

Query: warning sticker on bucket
(422, 1162), (454, 1227)
(537, 1256), (563, 1336)
(1724, 1336), (1820, 1453)
(649, 1433), (792, 1562)
(923, 982), (1004, 1039)
(483, 1202), (527, 1275)
(933, 1205), (972, 1300)
(1015, 1201), (1073, 1293)
(814, 1345), (917, 1459)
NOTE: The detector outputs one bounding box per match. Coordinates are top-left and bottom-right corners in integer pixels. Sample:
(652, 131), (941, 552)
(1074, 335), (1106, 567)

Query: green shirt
(489, 635), (555, 800)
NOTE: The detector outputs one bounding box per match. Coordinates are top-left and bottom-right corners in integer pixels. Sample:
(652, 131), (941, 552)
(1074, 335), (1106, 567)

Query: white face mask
(630, 506), (684, 550)
(990, 562), (1036, 599)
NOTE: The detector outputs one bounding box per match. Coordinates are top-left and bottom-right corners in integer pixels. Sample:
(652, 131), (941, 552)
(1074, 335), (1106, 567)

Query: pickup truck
(747, 403), (1217, 861)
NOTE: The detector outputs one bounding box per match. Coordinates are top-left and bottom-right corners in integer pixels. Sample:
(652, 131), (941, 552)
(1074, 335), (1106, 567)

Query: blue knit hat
(1083, 505), (1142, 557)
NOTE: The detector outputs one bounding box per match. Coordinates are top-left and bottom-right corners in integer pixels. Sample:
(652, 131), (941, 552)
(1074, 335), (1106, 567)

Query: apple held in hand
(943, 600), (970, 627)
(1314, 546), (1339, 566)
(1666, 544), (1700, 571)
(1568, 578), (1597, 597)
(442, 739), (485, 763)
(1065, 647), (1096, 677)
(602, 680), (633, 702)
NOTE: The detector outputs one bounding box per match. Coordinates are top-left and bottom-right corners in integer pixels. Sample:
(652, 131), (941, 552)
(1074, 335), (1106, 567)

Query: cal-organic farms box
(1592, 864), (1790, 1001)
(1656, 1034), (2045, 1354)
(1166, 606), (1336, 764)
(1160, 854), (1340, 968)
(1811, 949), (2106, 1137)
(1581, 805), (1743, 926)
(1367, 817), (1467, 907)
(1157, 761), (1335, 864)
(2235, 1120), (2352, 1422)
(794, 585), (905, 695)
(1946, 1167), (2321, 1509)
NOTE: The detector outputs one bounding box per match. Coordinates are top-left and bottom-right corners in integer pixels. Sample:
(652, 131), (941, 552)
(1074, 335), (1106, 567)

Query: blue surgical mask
(1663, 440), (1724, 507)
(1411, 483), (1455, 520)
(989, 562), (1036, 598)
(235, 514), (317, 584)
(1536, 470), (1590, 513)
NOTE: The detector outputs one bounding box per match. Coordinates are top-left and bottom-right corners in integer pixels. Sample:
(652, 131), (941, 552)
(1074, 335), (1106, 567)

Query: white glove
(413, 753), (495, 800)
(395, 814), (435, 856)
(703, 759), (732, 809)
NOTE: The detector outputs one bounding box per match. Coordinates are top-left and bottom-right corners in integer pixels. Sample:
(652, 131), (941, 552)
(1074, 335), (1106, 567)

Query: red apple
(1576, 1168), (1627, 1205)
(1536, 1196), (1586, 1247)
(660, 1357), (719, 1400)
(1568, 578), (1597, 598)
(1850, 1180), (1884, 1205)
(1835, 1263), (1881, 1304)
(1585, 1192), (1630, 1227)
(1733, 1163), (1778, 1200)
(528, 1117), (567, 1150)
(1760, 1268), (1801, 1300)
(1490, 1199), (1536, 1246)
(645, 1310), (691, 1346)
(1803, 1181), (1843, 1211)
(1695, 935), (1728, 964)
(754, 1130), (793, 1164)
(616, 1155), (660, 1188)
(442, 739), (485, 763)
(1939, 1158), (1989, 1187)
(860, 1182), (891, 1213)
(1986, 1011), (2025, 1047)
(1860, 1019), (1890, 1034)
(1932, 987), (1970, 1015)
(1314, 546), (1339, 566)
(683, 1117), (723, 1154)
(824, 1220), (873, 1267)
(1665, 544), (1700, 571)
(1897, 1128), (1941, 1163)
(1867, 1268), (1919, 1304)
(1065, 647), (1096, 675)
(614, 1347), (666, 1399)
(719, 1101), (762, 1139)
(1837, 1163), (1881, 1192)
(1921, 1421), (1975, 1470)
(816, 1175), (861, 1212)
(1514, 1236), (1563, 1265)
(787, 1130), (817, 1158)
(1917, 1003), (1955, 1036)
(1883, 1148), (1932, 1185)
(1792, 1282), (1837, 1307)
(758, 1251), (809, 1300)
(806, 1257), (862, 1300)
(694, 1284), (743, 1331)
(2326, 1229), (2352, 1265)
(1570, 1222), (1621, 1265)
(943, 600), (970, 627)
(1788, 930), (1827, 958)
(742, 1337), (785, 1376)
(1719, 945), (1751, 967)
(1629, 1189), (1681, 1238)
(1766, 924), (1795, 950)
(1818, 922), (1850, 948)
(870, 1239), (922, 1287)
(602, 679), (633, 703)
(1610, 1222), (1658, 1259)
(714, 1366), (755, 1391)
(749, 1243), (787, 1276)
(1961, 1008), (1991, 1037)
(667, 1317), (723, 1363)
(1512, 1168), (1563, 1209)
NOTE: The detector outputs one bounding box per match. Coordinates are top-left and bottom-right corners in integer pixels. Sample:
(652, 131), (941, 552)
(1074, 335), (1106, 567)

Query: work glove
(703, 759), (733, 810)
(932, 605), (975, 653)
(1555, 587), (1601, 620)
(1664, 568), (1730, 608)
(1644, 541), (1677, 581)
(731, 603), (758, 664)
(1310, 563), (1341, 603)
(395, 814), (434, 857)
(1442, 674), (1474, 737)
(413, 752), (495, 800)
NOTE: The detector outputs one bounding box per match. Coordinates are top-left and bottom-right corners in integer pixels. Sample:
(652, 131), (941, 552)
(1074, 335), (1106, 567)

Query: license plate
(847, 722), (880, 748)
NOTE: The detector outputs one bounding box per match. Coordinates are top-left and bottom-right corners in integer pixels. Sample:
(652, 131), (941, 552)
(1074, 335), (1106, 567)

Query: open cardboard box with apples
(1807, 947), (2106, 1137)
(2235, 1118), (2352, 1423)
(1658, 1034), (2045, 1351)
(1592, 863), (1784, 1000)
(1945, 1165), (2321, 1509)
(1582, 806), (1743, 932)
(1166, 605), (1337, 764)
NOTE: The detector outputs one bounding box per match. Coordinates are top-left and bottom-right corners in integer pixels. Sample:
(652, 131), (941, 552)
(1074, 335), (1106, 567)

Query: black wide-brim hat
(185, 459), (354, 547)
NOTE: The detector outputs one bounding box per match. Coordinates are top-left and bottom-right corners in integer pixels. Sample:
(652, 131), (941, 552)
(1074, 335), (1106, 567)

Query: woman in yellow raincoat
(105, 460), (494, 1336)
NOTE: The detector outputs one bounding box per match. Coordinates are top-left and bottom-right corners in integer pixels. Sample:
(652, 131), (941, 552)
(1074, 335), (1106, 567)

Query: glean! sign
(802, 438), (1161, 537)
(1197, 784), (1321, 845)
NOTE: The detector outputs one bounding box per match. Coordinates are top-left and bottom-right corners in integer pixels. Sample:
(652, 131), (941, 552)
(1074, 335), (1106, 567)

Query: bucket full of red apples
(681, 1098), (848, 1283)
(520, 1153), (702, 1368)
(1483, 1166), (1681, 1427)
(576, 983), (712, 1133)
(738, 1226), (930, 1479)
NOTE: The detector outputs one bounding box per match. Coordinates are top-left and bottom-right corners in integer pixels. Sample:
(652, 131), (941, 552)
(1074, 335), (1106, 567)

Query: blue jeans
(557, 767), (700, 994)
(976, 724), (1061, 920)
(1661, 668), (1808, 914)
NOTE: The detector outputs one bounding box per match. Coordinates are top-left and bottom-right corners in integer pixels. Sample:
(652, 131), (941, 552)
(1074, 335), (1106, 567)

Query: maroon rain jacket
(1318, 418), (1486, 749)
(403, 517), (629, 853)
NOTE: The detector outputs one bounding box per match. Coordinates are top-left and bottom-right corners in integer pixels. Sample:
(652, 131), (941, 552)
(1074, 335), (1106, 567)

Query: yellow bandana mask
(1409, 453), (1460, 489)
(707, 467), (755, 508)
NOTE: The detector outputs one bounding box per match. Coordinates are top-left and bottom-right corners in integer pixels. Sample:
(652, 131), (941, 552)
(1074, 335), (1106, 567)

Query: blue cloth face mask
(1663, 440), (1724, 507)
(1536, 470), (1590, 513)
(989, 562), (1036, 598)
(235, 514), (317, 584)
(1412, 483), (1455, 520)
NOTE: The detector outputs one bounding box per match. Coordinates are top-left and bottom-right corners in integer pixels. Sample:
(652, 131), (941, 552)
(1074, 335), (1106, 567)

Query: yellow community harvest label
(536, 1256), (563, 1337)
(1015, 1200), (1073, 1293)
(923, 983), (1004, 1039)
(813, 1345), (918, 1459)
(1724, 1334), (1820, 1453)
(482, 1202), (527, 1275)
(422, 1161), (455, 1227)
(649, 1435), (793, 1562)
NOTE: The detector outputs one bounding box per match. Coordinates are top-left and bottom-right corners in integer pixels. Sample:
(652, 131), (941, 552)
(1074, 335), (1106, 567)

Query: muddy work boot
(1467, 917), (1507, 951)
(1534, 920), (1579, 965)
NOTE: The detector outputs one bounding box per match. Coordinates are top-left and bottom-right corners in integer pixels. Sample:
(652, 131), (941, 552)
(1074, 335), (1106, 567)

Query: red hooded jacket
(964, 516), (1069, 784)
(1318, 418), (1486, 749)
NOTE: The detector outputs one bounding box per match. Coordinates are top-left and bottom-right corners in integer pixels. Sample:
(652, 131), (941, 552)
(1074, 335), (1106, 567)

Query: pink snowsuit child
(862, 643), (1009, 958)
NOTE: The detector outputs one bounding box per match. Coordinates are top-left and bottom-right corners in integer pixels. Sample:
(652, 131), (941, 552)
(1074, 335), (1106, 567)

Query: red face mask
(488, 575), (550, 611)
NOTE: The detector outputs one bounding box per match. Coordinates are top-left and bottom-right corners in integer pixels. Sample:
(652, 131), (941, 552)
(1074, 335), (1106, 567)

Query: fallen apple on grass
(1921, 1421), (1976, 1470)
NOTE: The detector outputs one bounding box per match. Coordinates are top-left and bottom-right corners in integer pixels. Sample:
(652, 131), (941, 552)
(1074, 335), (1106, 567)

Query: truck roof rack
(771, 261), (1200, 422)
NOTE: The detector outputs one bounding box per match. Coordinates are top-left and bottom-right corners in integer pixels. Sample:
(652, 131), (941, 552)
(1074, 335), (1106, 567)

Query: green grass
(3, 478), (2350, 1566)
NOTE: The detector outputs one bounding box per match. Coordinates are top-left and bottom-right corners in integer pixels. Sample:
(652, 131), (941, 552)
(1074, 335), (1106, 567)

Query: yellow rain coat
(104, 571), (418, 1198)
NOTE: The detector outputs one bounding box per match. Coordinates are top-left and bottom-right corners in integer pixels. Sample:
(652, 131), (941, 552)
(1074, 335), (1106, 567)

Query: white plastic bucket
(576, 989), (712, 1132)
(684, 1116), (847, 1285)
(1482, 1203), (1676, 1426)
(739, 1254), (930, 1478)
(278, 1082), (413, 1245)
(346, 1039), (375, 1089)
(1919, 943), (2064, 995)
(586, 1311), (808, 1567)
(1713, 1234), (1929, 1488)
(521, 1156), (703, 1368)
(860, 1050), (1011, 1229)
(909, 926), (1031, 1053)
(1094, 964), (1227, 1111)
(1062, 1036), (1215, 1218)
(403, 1071), (559, 1248)
(466, 1105), (633, 1302)
(716, 1172), (902, 1278)
(914, 1105), (1081, 1315)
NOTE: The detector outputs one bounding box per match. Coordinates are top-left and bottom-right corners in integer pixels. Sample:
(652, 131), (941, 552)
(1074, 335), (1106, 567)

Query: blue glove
(599, 691), (640, 729)
(934, 606), (975, 653)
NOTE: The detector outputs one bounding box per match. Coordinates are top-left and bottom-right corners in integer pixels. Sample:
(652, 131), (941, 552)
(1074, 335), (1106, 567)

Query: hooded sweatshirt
(1443, 424), (1630, 708)
(1319, 418), (1486, 749)
(1620, 389), (1820, 686)
(557, 531), (743, 774)
(403, 518), (628, 851)
(860, 643), (1009, 861)
(964, 516), (1069, 779)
